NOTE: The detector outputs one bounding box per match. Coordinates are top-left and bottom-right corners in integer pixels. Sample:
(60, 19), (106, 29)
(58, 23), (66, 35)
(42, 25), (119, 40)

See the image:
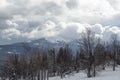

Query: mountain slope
(0, 38), (80, 56)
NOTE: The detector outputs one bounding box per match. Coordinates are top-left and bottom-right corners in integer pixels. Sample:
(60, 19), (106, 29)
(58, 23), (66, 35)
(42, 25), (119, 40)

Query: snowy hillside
(50, 66), (120, 80)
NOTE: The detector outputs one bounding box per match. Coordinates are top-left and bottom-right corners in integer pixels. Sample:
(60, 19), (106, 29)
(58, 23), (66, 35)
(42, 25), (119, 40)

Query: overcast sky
(0, 0), (120, 45)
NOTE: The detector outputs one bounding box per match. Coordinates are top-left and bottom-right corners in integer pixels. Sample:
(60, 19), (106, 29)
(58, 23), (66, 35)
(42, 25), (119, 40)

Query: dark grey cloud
(34, 2), (63, 15)
(102, 14), (120, 26)
(66, 0), (78, 9)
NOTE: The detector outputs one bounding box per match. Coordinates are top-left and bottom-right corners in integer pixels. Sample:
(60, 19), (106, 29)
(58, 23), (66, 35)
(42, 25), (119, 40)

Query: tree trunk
(93, 64), (96, 77)
(113, 59), (115, 71)
(37, 71), (40, 80)
(43, 69), (46, 80)
(47, 70), (49, 80)
(87, 66), (91, 78)
(41, 69), (43, 80)
(113, 53), (116, 71)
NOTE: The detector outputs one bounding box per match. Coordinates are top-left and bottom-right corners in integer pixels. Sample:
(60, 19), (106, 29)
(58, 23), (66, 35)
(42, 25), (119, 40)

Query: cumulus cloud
(1, 0), (120, 44)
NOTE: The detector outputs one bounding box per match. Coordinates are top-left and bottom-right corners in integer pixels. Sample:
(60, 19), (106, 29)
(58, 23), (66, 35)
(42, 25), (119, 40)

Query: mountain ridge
(0, 38), (80, 56)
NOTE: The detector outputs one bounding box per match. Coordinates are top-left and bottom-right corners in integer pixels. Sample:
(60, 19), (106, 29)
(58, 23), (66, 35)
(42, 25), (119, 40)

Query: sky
(1, 0), (120, 45)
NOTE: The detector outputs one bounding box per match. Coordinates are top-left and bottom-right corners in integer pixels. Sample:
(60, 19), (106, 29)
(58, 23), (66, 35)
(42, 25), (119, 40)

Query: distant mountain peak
(0, 38), (80, 57)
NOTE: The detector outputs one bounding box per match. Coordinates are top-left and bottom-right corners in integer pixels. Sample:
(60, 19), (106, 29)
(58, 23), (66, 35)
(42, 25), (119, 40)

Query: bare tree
(79, 27), (96, 77)
(48, 48), (56, 77)
(56, 46), (73, 78)
(75, 49), (87, 72)
(3, 53), (20, 80)
(94, 40), (106, 76)
(110, 33), (119, 71)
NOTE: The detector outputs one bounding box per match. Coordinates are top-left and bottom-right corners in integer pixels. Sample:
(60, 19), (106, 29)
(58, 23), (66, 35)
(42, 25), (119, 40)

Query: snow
(50, 66), (120, 80)
(33, 43), (40, 46)
(7, 51), (13, 54)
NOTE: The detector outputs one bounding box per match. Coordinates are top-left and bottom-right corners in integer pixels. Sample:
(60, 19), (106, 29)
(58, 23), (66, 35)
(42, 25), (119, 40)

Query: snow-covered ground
(50, 66), (120, 80)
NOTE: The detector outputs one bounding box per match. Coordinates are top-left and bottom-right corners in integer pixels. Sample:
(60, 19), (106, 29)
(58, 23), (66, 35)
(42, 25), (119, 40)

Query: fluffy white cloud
(1, 0), (120, 44)
(91, 24), (105, 34)
(1, 28), (21, 40)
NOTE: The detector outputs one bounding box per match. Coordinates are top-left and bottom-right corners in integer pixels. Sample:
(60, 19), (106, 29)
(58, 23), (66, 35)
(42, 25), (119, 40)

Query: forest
(0, 27), (120, 80)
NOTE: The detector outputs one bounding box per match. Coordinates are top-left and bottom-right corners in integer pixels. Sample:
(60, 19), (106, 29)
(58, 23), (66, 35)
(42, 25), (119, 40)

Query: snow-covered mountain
(0, 38), (80, 57)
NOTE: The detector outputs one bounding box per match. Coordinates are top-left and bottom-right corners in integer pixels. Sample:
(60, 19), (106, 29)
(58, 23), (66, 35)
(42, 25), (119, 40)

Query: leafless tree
(79, 27), (96, 77)
(48, 48), (56, 77)
(110, 33), (119, 71)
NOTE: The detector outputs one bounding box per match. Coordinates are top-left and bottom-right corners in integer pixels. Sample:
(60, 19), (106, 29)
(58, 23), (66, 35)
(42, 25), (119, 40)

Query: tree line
(0, 27), (120, 80)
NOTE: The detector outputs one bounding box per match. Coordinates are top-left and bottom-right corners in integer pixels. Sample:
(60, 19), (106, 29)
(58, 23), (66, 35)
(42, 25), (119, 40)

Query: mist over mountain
(0, 38), (80, 57)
